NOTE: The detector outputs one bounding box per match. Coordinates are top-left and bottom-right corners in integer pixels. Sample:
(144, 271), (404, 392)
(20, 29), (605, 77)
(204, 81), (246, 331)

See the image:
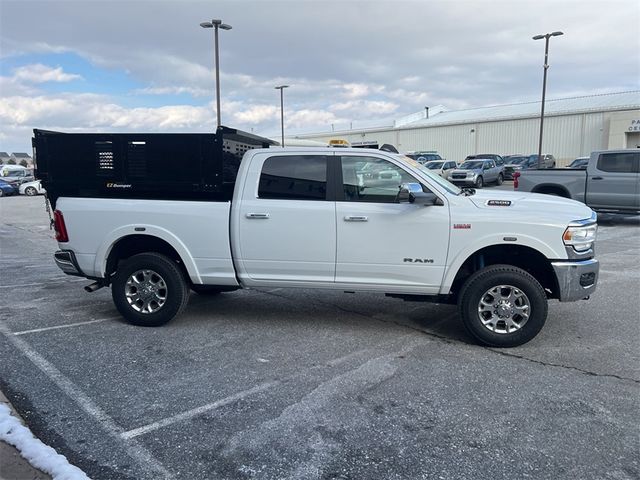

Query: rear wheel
(25, 186), (38, 196)
(496, 174), (503, 186)
(111, 253), (189, 327)
(458, 265), (548, 347)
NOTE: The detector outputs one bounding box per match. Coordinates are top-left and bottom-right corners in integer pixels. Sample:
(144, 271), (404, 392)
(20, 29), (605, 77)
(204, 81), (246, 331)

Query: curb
(1, 389), (91, 479)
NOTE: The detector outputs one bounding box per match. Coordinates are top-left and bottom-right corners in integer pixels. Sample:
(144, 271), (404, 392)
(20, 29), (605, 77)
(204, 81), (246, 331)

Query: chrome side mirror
(397, 183), (438, 205)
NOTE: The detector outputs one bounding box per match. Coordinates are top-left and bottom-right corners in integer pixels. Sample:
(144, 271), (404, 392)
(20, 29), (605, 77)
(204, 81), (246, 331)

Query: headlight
(563, 224), (597, 252)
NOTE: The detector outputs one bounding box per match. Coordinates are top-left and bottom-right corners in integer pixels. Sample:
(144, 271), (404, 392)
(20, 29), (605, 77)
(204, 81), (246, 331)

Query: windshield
(507, 157), (528, 165)
(425, 161), (444, 169)
(394, 155), (462, 195)
(459, 161), (483, 169)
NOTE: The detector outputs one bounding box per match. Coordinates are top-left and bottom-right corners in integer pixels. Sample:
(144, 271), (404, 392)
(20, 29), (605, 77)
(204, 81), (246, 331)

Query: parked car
(515, 150), (639, 214)
(0, 165), (35, 186)
(0, 179), (19, 197)
(406, 151), (442, 164)
(502, 155), (539, 180)
(465, 154), (506, 169)
(423, 160), (457, 178)
(566, 157), (589, 169)
(19, 180), (46, 196)
(448, 159), (503, 188)
(526, 154), (556, 168)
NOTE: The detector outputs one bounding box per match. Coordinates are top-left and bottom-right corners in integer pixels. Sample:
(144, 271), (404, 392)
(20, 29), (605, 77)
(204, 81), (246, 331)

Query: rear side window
(596, 153), (638, 173)
(258, 155), (327, 200)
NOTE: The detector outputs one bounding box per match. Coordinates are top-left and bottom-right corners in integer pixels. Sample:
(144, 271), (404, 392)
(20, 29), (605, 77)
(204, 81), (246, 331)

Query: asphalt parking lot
(1, 192), (639, 480)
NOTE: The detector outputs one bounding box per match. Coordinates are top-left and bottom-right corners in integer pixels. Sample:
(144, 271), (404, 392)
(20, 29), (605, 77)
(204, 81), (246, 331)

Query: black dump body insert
(33, 126), (275, 207)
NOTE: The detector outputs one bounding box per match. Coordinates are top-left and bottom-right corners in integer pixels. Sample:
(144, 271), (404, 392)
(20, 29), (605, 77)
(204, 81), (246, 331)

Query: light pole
(533, 31), (563, 168)
(275, 85), (289, 147)
(200, 19), (232, 127)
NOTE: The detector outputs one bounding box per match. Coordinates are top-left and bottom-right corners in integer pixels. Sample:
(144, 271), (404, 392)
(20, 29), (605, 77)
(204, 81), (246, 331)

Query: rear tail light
(513, 171), (521, 189)
(53, 210), (69, 242)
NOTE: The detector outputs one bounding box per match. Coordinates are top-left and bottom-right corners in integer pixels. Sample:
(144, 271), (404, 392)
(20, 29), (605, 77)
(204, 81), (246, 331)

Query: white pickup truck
(34, 127), (599, 347)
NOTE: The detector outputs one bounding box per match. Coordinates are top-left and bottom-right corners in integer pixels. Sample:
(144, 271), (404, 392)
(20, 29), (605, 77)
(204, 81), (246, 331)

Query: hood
(468, 189), (594, 223)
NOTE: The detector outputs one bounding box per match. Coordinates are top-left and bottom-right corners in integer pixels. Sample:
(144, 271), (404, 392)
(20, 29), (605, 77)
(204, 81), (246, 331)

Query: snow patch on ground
(0, 403), (90, 480)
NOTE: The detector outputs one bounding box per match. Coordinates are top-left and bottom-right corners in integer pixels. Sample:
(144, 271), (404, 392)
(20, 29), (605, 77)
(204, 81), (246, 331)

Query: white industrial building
(294, 91), (640, 166)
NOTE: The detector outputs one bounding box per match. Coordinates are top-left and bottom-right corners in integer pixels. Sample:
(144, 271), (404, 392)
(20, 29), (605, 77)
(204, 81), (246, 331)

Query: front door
(236, 154), (336, 283)
(335, 155), (450, 293)
(586, 152), (640, 211)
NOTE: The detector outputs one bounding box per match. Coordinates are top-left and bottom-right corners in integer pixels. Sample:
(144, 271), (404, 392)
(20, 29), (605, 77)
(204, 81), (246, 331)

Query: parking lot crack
(258, 289), (640, 385)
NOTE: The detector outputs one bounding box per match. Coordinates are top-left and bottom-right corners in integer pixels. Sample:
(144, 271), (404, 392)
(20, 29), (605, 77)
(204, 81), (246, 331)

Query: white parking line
(0, 321), (174, 479)
(13, 317), (119, 336)
(121, 380), (279, 439)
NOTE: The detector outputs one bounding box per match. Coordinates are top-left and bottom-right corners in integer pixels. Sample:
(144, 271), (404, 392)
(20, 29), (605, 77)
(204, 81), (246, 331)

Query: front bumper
(551, 258), (599, 302)
(54, 250), (85, 277)
(450, 177), (476, 185)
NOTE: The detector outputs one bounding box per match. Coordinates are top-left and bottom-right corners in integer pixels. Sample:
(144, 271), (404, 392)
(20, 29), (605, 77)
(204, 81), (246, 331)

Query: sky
(1, 0), (639, 152)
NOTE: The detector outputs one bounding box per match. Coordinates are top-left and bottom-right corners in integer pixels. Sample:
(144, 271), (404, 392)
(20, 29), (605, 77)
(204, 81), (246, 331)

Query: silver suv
(448, 159), (504, 188)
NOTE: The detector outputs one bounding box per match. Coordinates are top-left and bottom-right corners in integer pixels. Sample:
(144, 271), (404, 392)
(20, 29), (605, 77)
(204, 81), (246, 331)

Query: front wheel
(25, 186), (38, 196)
(475, 176), (484, 188)
(458, 265), (548, 347)
(111, 253), (189, 327)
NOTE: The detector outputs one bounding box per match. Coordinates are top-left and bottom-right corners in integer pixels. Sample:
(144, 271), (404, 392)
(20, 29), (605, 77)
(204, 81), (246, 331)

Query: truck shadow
(597, 212), (640, 226)
(184, 289), (476, 346)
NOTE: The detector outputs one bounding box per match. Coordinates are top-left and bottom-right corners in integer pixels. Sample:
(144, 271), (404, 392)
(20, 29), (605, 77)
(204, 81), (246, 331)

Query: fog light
(580, 272), (595, 287)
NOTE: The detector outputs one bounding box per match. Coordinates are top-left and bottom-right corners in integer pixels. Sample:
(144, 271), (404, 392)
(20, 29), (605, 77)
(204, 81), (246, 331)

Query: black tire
(111, 253), (189, 327)
(0, 190), (4, 197)
(25, 186), (38, 196)
(475, 176), (484, 188)
(458, 265), (548, 347)
(496, 174), (503, 186)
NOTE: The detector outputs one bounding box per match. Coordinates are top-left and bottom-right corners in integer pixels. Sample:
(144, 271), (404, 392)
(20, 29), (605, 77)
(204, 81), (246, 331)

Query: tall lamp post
(200, 19), (232, 127)
(275, 85), (289, 147)
(533, 31), (563, 168)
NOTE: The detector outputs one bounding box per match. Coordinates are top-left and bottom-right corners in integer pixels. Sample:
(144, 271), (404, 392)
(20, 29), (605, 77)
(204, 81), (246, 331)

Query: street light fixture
(275, 85), (289, 147)
(533, 31), (563, 168)
(200, 19), (232, 127)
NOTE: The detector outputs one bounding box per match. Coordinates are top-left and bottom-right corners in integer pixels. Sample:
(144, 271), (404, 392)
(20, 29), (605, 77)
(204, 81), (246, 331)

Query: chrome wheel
(125, 269), (168, 314)
(477, 284), (530, 334)
(25, 187), (38, 196)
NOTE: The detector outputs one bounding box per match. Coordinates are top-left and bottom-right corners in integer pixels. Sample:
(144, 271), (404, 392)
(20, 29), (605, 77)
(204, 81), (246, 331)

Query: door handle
(344, 215), (368, 222)
(591, 177), (603, 180)
(246, 213), (270, 219)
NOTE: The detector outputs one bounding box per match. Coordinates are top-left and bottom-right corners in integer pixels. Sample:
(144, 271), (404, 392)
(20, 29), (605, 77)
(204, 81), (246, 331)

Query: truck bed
(57, 196), (238, 286)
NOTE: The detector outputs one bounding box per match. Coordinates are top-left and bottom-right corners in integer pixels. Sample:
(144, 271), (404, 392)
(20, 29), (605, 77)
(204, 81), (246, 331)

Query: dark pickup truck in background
(514, 149), (640, 214)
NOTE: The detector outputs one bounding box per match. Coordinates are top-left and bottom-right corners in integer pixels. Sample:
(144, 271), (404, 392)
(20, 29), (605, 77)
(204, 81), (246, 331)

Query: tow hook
(84, 281), (108, 293)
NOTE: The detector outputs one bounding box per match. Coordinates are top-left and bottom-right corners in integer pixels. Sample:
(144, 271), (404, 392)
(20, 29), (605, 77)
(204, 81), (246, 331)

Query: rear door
(335, 154), (450, 293)
(236, 153), (337, 283)
(585, 152), (640, 210)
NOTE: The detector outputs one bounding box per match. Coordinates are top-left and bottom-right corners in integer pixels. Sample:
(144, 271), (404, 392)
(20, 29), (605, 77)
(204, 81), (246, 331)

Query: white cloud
(12, 64), (82, 83)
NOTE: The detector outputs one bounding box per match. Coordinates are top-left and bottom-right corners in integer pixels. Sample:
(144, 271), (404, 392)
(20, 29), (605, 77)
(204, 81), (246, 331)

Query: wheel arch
(97, 227), (201, 284)
(531, 184), (571, 198)
(444, 243), (559, 301)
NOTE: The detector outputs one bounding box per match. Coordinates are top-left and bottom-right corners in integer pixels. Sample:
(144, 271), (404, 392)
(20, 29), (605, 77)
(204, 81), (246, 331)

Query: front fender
(94, 225), (202, 283)
(439, 233), (562, 294)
